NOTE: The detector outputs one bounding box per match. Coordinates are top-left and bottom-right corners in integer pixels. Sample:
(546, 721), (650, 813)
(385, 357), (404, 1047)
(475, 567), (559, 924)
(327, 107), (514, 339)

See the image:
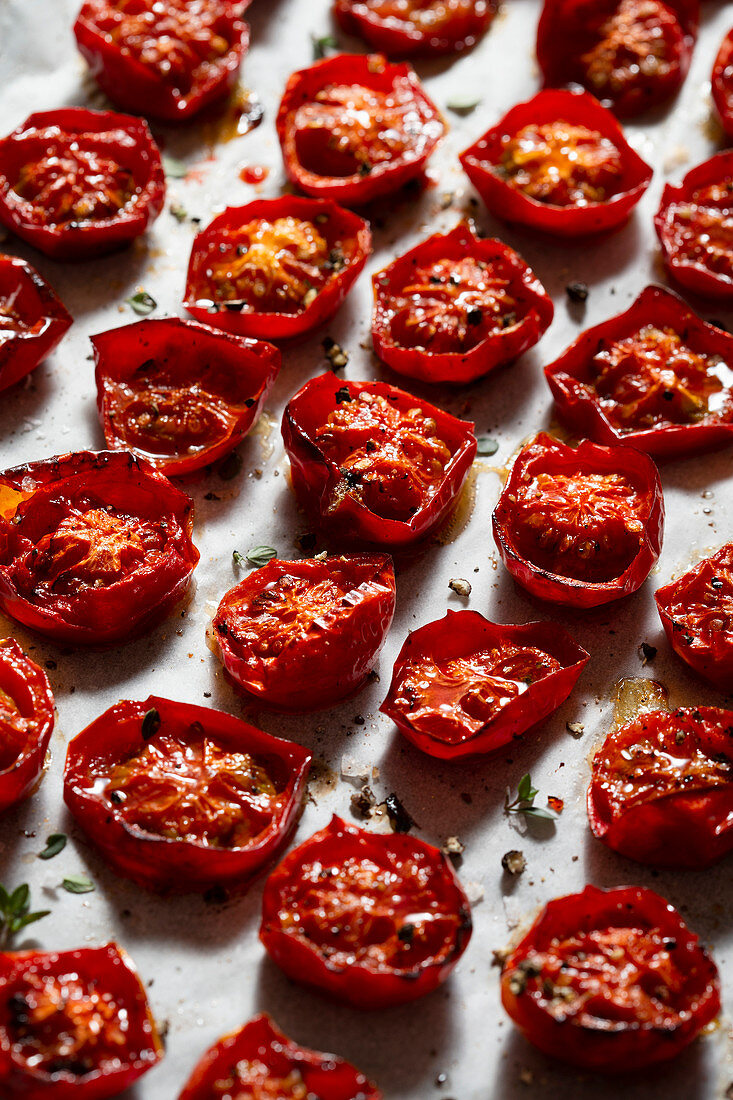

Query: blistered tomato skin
(492, 433), (664, 608)
(0, 256), (72, 393)
(277, 53), (446, 205)
(371, 223), (554, 385)
(501, 885), (720, 1071)
(712, 29), (733, 139)
(333, 0), (495, 57)
(0, 639), (55, 815)
(259, 815), (472, 1010)
(178, 1014), (382, 1100)
(459, 88), (653, 237)
(545, 285), (733, 458)
(0, 109), (165, 260)
(183, 197), (372, 340)
(0, 943), (162, 1099)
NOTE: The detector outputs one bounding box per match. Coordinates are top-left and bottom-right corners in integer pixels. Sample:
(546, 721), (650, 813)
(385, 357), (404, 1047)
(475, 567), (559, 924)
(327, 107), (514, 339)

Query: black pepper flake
(141, 708), (161, 741)
(566, 282), (589, 303)
(354, 714), (365, 725)
(45, 659), (57, 670)
(384, 793), (417, 833)
(334, 386), (353, 404)
(466, 308), (482, 326)
(397, 923), (415, 943)
(204, 492), (221, 501)
(638, 642), (657, 665)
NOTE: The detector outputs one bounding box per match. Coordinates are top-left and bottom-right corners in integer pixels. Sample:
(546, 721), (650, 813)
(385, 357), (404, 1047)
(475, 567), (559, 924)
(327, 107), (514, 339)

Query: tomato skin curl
(333, 0), (496, 58)
(0, 255), (72, 393)
(0, 639), (55, 815)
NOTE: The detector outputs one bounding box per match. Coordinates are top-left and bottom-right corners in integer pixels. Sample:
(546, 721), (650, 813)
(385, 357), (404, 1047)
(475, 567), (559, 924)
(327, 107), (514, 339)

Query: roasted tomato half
(282, 374), (476, 549)
(588, 706), (733, 868)
(459, 88), (652, 237)
(276, 53), (445, 205)
(655, 152), (733, 300)
(0, 451), (199, 645)
(178, 1014), (381, 1100)
(501, 884), (720, 1071)
(213, 554), (395, 712)
(0, 639), (54, 815)
(0, 109), (164, 261)
(64, 695), (311, 894)
(260, 815), (472, 1009)
(0, 256), (72, 393)
(492, 433), (664, 608)
(93, 317), (280, 476)
(656, 543), (733, 691)
(545, 285), (733, 458)
(381, 612), (589, 759)
(74, 0), (250, 122)
(371, 223), (553, 385)
(536, 0), (698, 118)
(183, 197), (371, 340)
(333, 0), (495, 57)
(0, 943), (162, 1098)
(712, 28), (733, 139)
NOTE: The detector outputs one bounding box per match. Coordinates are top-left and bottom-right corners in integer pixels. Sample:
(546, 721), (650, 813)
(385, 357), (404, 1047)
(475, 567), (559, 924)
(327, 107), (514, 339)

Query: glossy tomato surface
(93, 317), (280, 475)
(371, 222), (553, 384)
(459, 88), (652, 236)
(0, 639), (54, 815)
(0, 943), (162, 1099)
(381, 611), (589, 758)
(712, 28), (733, 138)
(536, 0), (698, 117)
(0, 450), (199, 645)
(0, 108), (164, 260)
(655, 151), (733, 300)
(492, 432), (664, 608)
(260, 815), (472, 1009)
(501, 884), (720, 1071)
(0, 256), (72, 393)
(184, 196), (371, 340)
(333, 0), (495, 56)
(178, 1013), (381, 1099)
(656, 542), (733, 691)
(282, 374), (476, 548)
(64, 694), (311, 893)
(277, 53), (445, 205)
(545, 284), (733, 458)
(74, 0), (250, 121)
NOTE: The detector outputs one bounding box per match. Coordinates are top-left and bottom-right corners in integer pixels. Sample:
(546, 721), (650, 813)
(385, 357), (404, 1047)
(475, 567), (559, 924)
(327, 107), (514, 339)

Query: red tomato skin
(0, 450), (199, 646)
(371, 223), (554, 385)
(178, 1014), (382, 1100)
(492, 433), (665, 608)
(0, 943), (162, 1099)
(74, 0), (249, 122)
(93, 317), (281, 476)
(213, 555), (396, 712)
(459, 88), (653, 237)
(63, 695), (311, 894)
(381, 612), (589, 759)
(655, 151), (733, 300)
(276, 53), (446, 205)
(501, 885), (720, 1071)
(282, 374), (477, 549)
(260, 815), (472, 1010)
(0, 639), (54, 815)
(183, 197), (372, 340)
(545, 284), (733, 458)
(0, 256), (72, 392)
(333, 0), (496, 57)
(0, 109), (165, 260)
(712, 28), (733, 139)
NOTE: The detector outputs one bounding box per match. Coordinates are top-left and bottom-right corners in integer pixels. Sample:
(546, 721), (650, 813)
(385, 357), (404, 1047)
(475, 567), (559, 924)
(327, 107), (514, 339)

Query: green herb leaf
(522, 806), (558, 821)
(13, 909), (51, 932)
(0, 882), (50, 946)
(233, 550), (247, 567)
(312, 33), (337, 60)
(126, 291), (157, 316)
(446, 94), (481, 113)
(8, 884), (29, 916)
(170, 202), (187, 223)
(246, 545), (277, 568)
(39, 834), (67, 861)
(517, 773), (532, 801)
(162, 154), (187, 179)
(62, 875), (95, 895)
(477, 436), (499, 457)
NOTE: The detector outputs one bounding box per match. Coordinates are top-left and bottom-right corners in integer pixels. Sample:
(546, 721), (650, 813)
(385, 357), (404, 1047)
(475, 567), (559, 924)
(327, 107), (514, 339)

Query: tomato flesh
(499, 121), (624, 205)
(579, 0), (684, 105)
(14, 149), (135, 226)
(0, 687), (25, 772)
(664, 185), (733, 282)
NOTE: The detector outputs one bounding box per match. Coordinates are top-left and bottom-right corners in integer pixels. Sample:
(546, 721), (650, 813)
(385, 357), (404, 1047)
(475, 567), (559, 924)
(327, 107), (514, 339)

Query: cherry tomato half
(545, 284), (733, 458)
(459, 88), (652, 237)
(655, 151), (733, 300)
(371, 222), (554, 385)
(0, 450), (199, 646)
(178, 1014), (381, 1100)
(333, 0), (495, 57)
(0, 639), (54, 815)
(0, 943), (162, 1099)
(183, 197), (371, 340)
(74, 0), (250, 122)
(260, 815), (472, 1009)
(712, 28), (733, 140)
(93, 317), (280, 476)
(655, 542), (733, 691)
(64, 695), (311, 894)
(0, 256), (72, 393)
(536, 0), (699, 118)
(282, 374), (476, 549)
(0, 109), (165, 261)
(492, 433), (664, 608)
(501, 884), (720, 1071)
(212, 554), (395, 712)
(381, 611), (589, 759)
(276, 53), (446, 205)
